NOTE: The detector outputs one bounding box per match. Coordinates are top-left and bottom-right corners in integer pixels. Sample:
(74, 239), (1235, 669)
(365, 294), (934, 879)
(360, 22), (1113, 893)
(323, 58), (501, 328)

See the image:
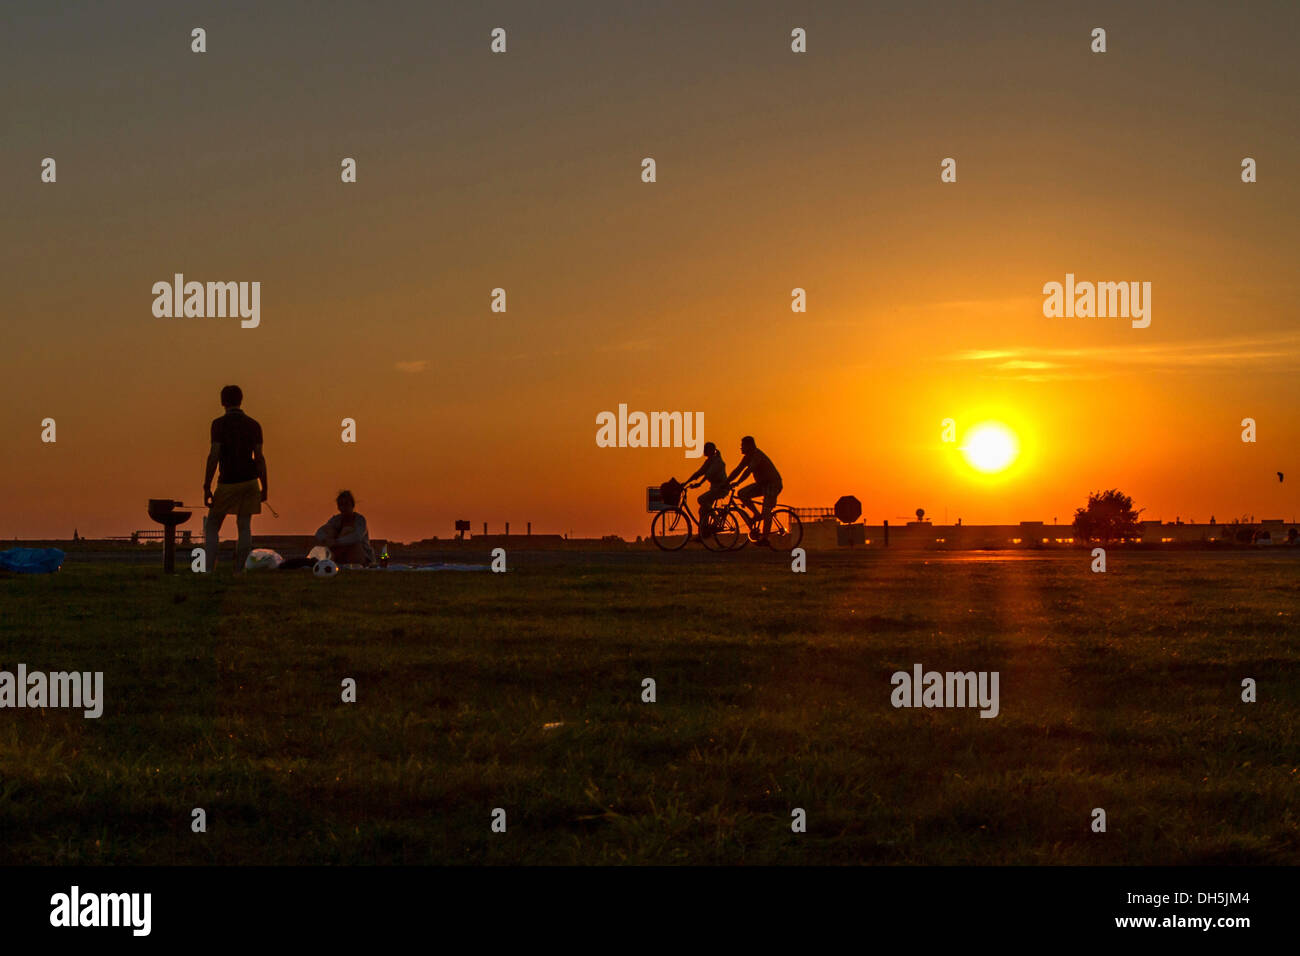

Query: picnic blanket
(367, 563), (489, 571)
(276, 560), (490, 572)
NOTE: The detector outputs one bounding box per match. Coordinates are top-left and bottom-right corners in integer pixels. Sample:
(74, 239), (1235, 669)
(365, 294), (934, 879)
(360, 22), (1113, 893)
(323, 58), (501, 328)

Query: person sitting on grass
(315, 490), (376, 566)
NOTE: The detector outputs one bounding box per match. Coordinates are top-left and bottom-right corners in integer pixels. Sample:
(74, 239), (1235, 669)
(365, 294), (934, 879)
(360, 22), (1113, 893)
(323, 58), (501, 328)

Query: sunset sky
(4, 0), (1297, 541)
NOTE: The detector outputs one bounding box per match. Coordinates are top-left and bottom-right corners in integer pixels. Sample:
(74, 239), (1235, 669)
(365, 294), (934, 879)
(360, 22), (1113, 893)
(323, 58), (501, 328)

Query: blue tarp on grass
(0, 547), (65, 574)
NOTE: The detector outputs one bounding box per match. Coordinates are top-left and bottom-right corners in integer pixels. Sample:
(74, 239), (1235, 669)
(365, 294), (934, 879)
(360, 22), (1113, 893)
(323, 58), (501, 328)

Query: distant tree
(1072, 489), (1142, 543)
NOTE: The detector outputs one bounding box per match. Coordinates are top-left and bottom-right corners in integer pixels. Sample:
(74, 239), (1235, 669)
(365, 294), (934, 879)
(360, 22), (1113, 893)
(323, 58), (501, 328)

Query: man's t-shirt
(210, 409), (263, 484)
(743, 448), (781, 486)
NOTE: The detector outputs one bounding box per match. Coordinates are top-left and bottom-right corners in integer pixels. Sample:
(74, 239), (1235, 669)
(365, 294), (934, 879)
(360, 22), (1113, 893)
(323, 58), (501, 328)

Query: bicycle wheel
(766, 507), (804, 551)
(651, 508), (693, 551)
(700, 508), (742, 551)
(724, 508), (750, 550)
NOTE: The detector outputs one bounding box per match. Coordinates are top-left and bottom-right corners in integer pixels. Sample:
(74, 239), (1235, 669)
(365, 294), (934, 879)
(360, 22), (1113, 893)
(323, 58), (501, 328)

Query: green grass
(0, 551), (1296, 864)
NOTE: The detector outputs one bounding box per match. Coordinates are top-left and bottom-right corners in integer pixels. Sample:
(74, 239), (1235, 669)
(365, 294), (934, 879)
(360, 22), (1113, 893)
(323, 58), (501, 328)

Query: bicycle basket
(659, 478), (683, 507)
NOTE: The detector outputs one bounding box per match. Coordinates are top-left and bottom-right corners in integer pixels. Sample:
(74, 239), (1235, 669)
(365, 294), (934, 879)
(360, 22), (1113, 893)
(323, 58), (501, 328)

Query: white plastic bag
(244, 548), (284, 571)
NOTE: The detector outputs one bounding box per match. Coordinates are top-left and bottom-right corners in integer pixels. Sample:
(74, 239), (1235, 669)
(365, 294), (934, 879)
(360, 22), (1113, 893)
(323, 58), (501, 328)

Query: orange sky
(3, 1), (1296, 541)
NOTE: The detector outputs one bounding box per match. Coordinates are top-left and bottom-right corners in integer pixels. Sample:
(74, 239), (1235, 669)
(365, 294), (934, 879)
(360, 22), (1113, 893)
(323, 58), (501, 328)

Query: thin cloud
(906, 296), (1036, 314)
(945, 332), (1300, 380)
(995, 360), (1062, 370)
(501, 337), (658, 362)
(395, 360), (429, 373)
(951, 349), (1018, 361)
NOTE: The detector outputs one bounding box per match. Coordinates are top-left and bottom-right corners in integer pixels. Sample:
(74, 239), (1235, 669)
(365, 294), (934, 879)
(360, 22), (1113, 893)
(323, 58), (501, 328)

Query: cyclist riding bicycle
(683, 441), (728, 534)
(727, 435), (783, 546)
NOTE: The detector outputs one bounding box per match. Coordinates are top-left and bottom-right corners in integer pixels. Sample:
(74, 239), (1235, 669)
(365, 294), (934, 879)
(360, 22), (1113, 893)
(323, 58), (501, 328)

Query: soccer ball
(313, 559), (339, 578)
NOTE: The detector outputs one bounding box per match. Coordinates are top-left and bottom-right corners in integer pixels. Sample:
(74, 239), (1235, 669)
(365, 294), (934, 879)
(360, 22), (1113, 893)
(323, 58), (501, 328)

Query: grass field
(0, 550), (1296, 865)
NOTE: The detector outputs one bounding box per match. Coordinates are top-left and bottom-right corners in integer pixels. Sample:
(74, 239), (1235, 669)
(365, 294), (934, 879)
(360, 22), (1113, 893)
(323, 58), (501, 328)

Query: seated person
(727, 435), (783, 546)
(683, 441), (728, 533)
(315, 490), (376, 566)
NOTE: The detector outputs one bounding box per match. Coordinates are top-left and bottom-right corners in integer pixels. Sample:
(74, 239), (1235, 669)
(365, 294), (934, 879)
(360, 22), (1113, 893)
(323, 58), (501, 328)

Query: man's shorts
(209, 479), (262, 520)
(738, 480), (782, 514)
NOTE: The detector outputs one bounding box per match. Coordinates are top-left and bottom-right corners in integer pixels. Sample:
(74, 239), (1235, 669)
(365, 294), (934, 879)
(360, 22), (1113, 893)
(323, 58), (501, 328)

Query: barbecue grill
(146, 498), (193, 573)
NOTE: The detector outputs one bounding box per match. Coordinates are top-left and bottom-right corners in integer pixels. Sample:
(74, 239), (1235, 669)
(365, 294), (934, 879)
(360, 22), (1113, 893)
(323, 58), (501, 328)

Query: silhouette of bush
(1072, 489), (1141, 543)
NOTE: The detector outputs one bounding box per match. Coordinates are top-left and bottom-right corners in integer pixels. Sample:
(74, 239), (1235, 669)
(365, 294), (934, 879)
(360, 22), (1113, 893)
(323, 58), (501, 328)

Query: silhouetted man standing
(203, 385), (267, 572)
(728, 435), (782, 545)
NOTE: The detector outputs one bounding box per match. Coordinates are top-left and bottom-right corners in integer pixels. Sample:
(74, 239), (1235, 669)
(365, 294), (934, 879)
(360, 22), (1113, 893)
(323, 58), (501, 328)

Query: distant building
(791, 511), (1297, 550)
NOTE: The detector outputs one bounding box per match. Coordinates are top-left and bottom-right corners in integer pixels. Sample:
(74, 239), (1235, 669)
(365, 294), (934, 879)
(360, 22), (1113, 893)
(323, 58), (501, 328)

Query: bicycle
(650, 482), (743, 551)
(713, 486), (804, 551)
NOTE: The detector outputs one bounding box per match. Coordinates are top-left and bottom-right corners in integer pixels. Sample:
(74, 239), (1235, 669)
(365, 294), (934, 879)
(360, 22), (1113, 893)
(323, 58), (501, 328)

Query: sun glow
(960, 421), (1020, 474)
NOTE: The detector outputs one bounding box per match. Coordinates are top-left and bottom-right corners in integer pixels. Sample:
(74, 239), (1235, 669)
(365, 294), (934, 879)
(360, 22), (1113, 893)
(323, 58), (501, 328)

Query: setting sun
(960, 422), (1021, 475)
